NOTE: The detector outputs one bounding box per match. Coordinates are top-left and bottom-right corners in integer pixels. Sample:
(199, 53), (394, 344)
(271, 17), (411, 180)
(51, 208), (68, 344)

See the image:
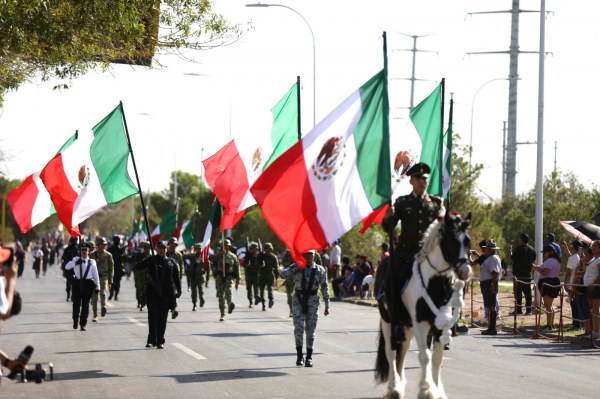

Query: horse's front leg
(396, 327), (413, 390)
(381, 320), (405, 399)
(431, 340), (448, 399)
(412, 321), (438, 399)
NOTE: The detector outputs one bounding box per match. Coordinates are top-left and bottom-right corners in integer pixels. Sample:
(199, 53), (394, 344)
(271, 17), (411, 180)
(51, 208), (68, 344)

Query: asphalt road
(1, 264), (598, 398)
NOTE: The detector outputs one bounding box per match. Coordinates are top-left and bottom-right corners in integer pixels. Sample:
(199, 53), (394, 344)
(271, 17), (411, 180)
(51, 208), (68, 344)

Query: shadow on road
(163, 368), (288, 383)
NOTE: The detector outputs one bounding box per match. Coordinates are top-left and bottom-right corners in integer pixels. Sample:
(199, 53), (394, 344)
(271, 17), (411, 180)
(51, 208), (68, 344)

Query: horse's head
(440, 211), (472, 281)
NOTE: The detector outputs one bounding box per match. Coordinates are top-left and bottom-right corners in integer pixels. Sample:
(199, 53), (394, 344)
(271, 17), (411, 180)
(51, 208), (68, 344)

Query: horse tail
(374, 326), (389, 383)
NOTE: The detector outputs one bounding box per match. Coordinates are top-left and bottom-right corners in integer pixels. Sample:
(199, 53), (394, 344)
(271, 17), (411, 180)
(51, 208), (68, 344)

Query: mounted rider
(382, 162), (445, 341)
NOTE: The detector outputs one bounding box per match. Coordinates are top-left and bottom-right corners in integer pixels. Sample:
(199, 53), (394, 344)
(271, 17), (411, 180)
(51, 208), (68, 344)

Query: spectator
(563, 239), (583, 329)
(534, 245), (562, 331)
(353, 255), (371, 298)
(573, 246), (593, 335)
(337, 268), (356, 299)
(544, 233), (562, 259)
(583, 240), (600, 337)
(330, 240), (342, 280)
(331, 256), (351, 299)
(479, 239), (502, 335)
(509, 233), (536, 315)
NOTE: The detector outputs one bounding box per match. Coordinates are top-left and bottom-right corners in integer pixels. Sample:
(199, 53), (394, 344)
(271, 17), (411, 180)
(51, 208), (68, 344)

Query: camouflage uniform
(258, 244), (279, 310)
(90, 238), (114, 319)
(244, 243), (262, 307)
(282, 250), (295, 316)
(210, 248), (240, 320)
(184, 244), (210, 310)
(134, 243), (152, 310)
(280, 256), (330, 366)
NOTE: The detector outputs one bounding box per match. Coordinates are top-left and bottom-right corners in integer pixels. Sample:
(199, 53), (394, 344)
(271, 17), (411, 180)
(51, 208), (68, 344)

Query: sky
(1, 0), (599, 205)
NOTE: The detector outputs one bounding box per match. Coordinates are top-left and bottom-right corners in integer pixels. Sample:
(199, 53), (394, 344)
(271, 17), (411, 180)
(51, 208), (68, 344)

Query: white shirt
(583, 257), (600, 286)
(0, 278), (8, 315)
(65, 256), (101, 290)
(330, 245), (341, 266)
(566, 253), (580, 285)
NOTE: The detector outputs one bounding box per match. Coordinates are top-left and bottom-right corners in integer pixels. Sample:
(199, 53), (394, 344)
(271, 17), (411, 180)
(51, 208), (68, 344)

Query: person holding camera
(135, 240), (182, 349)
(64, 241), (101, 331)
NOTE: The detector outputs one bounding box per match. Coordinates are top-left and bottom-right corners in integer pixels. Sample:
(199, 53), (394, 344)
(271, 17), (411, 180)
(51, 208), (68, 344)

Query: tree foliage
(0, 0), (243, 104)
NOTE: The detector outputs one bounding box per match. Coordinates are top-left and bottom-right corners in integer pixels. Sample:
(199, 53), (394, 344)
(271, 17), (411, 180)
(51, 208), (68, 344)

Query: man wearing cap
(135, 240), (181, 349)
(166, 237), (185, 288)
(90, 236), (114, 321)
(184, 243), (210, 311)
(61, 237), (80, 302)
(65, 242), (101, 331)
(258, 243), (279, 311)
(383, 163), (444, 334)
(280, 250), (330, 367)
(133, 241), (152, 310)
(510, 233), (537, 315)
(480, 239), (502, 335)
(210, 239), (240, 321)
(108, 235), (125, 301)
(244, 242), (262, 308)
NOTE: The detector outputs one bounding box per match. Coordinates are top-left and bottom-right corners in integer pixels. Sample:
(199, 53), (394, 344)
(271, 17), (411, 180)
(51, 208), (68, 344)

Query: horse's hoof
(384, 392), (401, 399)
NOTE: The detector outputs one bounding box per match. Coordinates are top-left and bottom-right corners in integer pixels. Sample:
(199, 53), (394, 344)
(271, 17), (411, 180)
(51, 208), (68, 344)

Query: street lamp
(246, 2), (316, 128)
(469, 77), (510, 174)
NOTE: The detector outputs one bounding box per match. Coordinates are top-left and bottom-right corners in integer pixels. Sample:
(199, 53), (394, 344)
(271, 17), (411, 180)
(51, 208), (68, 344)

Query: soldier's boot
(200, 297), (205, 307)
(220, 310), (225, 322)
(305, 348), (313, 367)
(192, 303), (197, 311)
(114, 294), (118, 301)
(268, 298), (274, 308)
(108, 293), (113, 300)
(295, 346), (304, 366)
(262, 300), (266, 311)
(228, 302), (235, 314)
(254, 296), (260, 305)
(248, 299), (253, 309)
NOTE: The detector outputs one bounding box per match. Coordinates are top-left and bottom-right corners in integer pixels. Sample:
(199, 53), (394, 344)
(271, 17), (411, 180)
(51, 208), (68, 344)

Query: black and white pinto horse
(375, 212), (472, 399)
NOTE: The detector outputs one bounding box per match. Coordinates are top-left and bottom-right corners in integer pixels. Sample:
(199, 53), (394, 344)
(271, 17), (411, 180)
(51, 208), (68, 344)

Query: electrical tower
(467, 0), (540, 196)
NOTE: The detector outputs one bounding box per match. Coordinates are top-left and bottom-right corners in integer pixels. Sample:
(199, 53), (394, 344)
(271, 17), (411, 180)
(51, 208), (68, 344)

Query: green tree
(0, 0), (243, 104)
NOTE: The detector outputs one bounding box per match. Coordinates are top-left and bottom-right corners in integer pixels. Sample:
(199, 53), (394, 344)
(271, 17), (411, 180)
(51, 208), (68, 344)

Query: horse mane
(415, 218), (442, 262)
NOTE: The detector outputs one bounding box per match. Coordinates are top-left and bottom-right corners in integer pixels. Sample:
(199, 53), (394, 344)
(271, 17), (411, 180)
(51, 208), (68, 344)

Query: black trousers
(514, 276), (532, 312)
(146, 299), (170, 346)
(72, 279), (94, 327)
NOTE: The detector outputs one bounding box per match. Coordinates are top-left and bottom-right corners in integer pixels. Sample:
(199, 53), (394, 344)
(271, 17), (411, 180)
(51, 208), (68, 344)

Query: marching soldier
(133, 241), (152, 311)
(108, 235), (125, 301)
(135, 240), (181, 349)
(90, 237), (114, 321)
(61, 237), (79, 302)
(166, 237), (184, 318)
(280, 250), (330, 367)
(65, 241), (101, 331)
(244, 242), (262, 308)
(210, 239), (240, 321)
(258, 243), (279, 311)
(282, 249), (295, 317)
(184, 243), (210, 311)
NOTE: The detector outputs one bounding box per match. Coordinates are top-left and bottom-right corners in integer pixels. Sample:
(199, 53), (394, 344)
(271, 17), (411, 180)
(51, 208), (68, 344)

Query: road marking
(172, 343), (207, 360)
(128, 317), (146, 327)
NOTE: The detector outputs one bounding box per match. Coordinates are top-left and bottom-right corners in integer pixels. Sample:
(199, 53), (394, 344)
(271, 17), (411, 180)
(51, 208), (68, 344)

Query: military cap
(406, 162), (431, 177)
(96, 236), (108, 245)
(81, 241), (93, 249)
(221, 239), (231, 246)
(303, 249), (316, 255)
(249, 242), (259, 249)
(113, 235), (121, 242)
(87, 240), (96, 249)
(140, 241), (151, 249)
(194, 243), (202, 250)
(167, 237), (178, 245)
(156, 240), (167, 248)
(485, 239), (499, 250)
(264, 242), (273, 250)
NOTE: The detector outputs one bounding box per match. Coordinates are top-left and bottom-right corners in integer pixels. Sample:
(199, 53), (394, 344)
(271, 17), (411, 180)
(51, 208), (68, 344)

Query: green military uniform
(282, 250), (295, 317)
(134, 242), (152, 310)
(258, 243), (279, 310)
(210, 242), (240, 321)
(244, 243), (262, 307)
(184, 244), (210, 310)
(166, 239), (184, 314)
(90, 238), (114, 319)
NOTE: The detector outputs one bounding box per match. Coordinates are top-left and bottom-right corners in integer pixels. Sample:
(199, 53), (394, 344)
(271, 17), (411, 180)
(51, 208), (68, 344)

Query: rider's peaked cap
(407, 162), (431, 177)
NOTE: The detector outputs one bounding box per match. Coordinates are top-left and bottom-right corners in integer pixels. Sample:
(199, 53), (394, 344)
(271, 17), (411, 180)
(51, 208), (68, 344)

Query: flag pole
(446, 94), (454, 210)
(119, 101), (154, 252)
(296, 75), (302, 140)
(440, 78), (445, 198)
(221, 206), (226, 278)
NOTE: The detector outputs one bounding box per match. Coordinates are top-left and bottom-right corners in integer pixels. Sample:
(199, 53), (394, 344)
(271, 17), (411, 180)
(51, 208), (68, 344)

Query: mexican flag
(180, 211), (200, 248)
(250, 69), (391, 266)
(203, 83), (299, 229)
(40, 105), (139, 236)
(150, 207), (177, 246)
(201, 199), (222, 265)
(7, 171), (55, 234)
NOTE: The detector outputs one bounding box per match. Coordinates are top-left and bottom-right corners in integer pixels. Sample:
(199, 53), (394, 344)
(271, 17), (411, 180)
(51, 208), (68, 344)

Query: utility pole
(391, 33), (437, 112)
(467, 0), (541, 196)
(502, 121), (507, 197)
(553, 141), (557, 172)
